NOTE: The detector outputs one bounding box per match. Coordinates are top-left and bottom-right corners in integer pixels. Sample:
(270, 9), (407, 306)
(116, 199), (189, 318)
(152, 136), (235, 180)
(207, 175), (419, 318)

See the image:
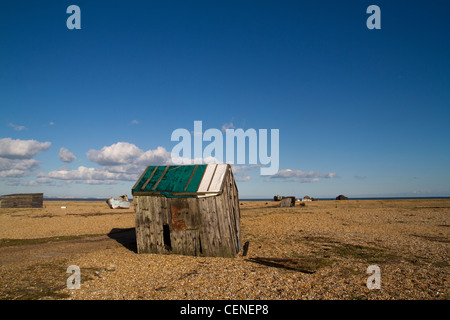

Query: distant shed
(132, 164), (241, 258)
(0, 193), (43, 208)
(280, 196), (295, 207)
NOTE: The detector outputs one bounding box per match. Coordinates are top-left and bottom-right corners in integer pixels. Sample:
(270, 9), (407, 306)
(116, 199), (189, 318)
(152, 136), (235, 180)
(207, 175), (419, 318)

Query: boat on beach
(106, 194), (131, 209)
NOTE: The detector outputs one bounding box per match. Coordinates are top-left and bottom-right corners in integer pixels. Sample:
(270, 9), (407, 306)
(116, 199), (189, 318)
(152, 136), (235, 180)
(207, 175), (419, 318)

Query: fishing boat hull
(106, 197), (131, 209)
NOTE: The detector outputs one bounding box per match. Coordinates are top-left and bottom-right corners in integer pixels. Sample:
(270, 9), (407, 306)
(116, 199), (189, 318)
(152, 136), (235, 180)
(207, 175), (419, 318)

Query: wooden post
(242, 241), (250, 256)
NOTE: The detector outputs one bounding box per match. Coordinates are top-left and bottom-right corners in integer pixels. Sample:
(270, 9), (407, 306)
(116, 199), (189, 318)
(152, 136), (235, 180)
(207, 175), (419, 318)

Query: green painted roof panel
(132, 165), (208, 195)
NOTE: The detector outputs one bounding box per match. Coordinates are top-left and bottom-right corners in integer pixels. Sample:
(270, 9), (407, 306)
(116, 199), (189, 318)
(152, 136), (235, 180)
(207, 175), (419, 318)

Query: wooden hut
(280, 196), (296, 207)
(0, 193), (43, 208)
(132, 164), (241, 258)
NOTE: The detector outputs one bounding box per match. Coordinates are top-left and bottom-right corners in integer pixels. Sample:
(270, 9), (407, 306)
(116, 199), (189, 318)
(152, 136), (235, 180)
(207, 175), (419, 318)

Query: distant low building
(0, 193), (43, 208)
(280, 196), (296, 207)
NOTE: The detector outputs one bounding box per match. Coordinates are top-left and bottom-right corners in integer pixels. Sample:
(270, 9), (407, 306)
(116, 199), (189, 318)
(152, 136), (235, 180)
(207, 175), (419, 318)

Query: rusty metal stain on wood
(171, 205), (187, 231)
(170, 198), (191, 231)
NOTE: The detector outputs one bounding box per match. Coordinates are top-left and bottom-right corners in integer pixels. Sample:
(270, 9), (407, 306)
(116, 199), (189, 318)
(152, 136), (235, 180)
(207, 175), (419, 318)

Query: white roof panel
(197, 164), (217, 192)
(196, 164), (227, 194)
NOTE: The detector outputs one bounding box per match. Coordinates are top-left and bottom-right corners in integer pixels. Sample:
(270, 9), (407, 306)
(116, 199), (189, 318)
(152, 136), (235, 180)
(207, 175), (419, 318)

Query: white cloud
(231, 164), (260, 182)
(0, 138), (48, 181)
(37, 165), (132, 186)
(41, 142), (221, 186)
(235, 175), (251, 182)
(78, 179), (118, 185)
(130, 120), (139, 125)
(269, 169), (338, 183)
(0, 138), (51, 159)
(46, 166), (137, 182)
(0, 158), (39, 171)
(87, 142), (174, 169)
(135, 146), (172, 166)
(22, 175), (64, 187)
(5, 179), (21, 186)
(221, 122), (234, 132)
(35, 142), (163, 186)
(9, 123), (26, 131)
(86, 142), (144, 166)
(0, 157), (40, 178)
(58, 147), (76, 163)
(22, 180), (38, 186)
(36, 176), (55, 184)
(0, 169), (29, 178)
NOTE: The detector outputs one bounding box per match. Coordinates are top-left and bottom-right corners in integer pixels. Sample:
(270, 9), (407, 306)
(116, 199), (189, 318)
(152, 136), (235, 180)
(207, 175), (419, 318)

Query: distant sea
(242, 197), (450, 201)
(40, 196), (450, 201)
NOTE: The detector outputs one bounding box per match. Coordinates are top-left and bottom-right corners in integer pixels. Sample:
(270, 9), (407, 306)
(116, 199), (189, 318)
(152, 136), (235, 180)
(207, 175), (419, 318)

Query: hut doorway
(163, 224), (172, 251)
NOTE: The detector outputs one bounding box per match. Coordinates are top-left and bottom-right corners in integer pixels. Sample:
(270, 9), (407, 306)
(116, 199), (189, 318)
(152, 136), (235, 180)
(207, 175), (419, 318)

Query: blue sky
(1, 0), (449, 199)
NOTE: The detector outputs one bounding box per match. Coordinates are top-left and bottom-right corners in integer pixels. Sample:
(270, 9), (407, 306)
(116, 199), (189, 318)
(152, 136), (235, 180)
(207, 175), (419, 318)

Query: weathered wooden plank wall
(280, 196), (295, 207)
(0, 193), (43, 208)
(215, 167), (240, 256)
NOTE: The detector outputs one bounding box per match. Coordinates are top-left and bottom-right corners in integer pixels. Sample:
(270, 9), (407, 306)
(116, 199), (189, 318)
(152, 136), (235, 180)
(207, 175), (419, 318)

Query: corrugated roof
(132, 164), (229, 197)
